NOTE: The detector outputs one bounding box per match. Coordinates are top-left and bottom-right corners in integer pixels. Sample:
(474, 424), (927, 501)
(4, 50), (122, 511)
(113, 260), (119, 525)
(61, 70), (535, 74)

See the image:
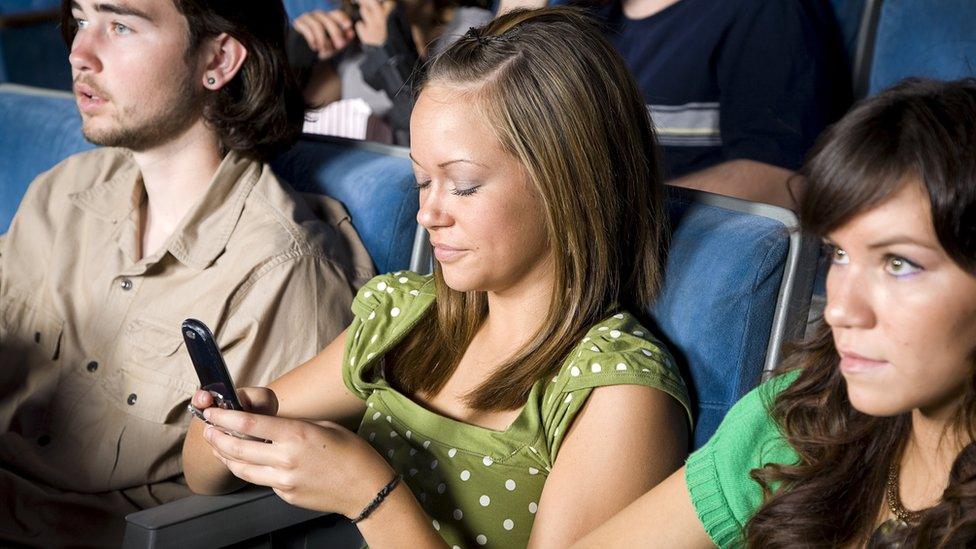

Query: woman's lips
(431, 242), (468, 263)
(838, 350), (889, 374)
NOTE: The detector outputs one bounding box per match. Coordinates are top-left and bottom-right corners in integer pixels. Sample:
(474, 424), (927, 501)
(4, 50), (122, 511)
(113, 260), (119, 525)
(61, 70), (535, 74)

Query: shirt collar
(69, 150), (263, 270)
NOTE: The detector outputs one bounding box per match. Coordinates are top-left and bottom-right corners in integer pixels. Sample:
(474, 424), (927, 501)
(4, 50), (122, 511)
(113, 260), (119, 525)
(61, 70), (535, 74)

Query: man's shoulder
(35, 148), (134, 195)
(232, 164), (373, 279)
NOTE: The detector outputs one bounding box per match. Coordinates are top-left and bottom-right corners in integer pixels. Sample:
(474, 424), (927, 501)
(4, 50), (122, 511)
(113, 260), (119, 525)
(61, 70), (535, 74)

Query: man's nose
(68, 30), (103, 74)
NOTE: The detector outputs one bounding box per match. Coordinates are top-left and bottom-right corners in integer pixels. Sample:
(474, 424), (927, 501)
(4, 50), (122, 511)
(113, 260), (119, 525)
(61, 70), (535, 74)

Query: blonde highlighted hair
(391, 7), (668, 410)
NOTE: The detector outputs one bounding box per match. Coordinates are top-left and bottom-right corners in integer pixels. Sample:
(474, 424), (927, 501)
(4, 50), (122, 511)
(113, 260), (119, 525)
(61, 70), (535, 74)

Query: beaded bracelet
(351, 474), (402, 524)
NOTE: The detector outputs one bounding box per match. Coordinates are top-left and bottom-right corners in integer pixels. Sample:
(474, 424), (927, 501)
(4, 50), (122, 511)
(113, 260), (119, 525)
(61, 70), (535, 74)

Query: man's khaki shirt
(0, 148), (374, 545)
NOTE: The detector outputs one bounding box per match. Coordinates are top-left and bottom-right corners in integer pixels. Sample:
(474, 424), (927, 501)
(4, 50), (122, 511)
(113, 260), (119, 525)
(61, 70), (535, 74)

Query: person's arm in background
(291, 10), (357, 106)
(182, 254), (364, 494)
(670, 0), (846, 210)
(357, 0), (418, 145)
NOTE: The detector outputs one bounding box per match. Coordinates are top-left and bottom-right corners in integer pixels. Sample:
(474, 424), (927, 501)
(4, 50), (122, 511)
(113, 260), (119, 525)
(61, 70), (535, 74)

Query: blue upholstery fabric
(272, 141), (418, 274)
(0, 89), (93, 232)
(0, 86), (418, 274)
(282, 0), (338, 20)
(869, 0), (976, 95)
(0, 1), (61, 14)
(651, 192), (789, 449)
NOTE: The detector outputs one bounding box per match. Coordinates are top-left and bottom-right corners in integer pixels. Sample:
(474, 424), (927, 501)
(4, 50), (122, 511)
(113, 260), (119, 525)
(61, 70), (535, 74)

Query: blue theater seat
(0, 84), (419, 275)
(0, 3), (71, 90)
(854, 0), (976, 98)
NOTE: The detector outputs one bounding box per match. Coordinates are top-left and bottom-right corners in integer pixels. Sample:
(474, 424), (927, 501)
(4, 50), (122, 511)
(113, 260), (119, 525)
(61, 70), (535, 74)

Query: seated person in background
(288, 0), (492, 145)
(573, 78), (976, 548)
(0, 0), (372, 545)
(504, 0), (849, 208)
(184, 7), (691, 548)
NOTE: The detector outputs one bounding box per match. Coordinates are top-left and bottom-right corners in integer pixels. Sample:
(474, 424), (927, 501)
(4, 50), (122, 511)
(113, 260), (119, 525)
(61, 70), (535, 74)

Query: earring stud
(207, 76), (216, 86)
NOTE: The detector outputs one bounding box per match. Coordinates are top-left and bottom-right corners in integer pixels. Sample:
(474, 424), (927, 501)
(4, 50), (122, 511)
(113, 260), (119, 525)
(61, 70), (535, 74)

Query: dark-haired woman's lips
(430, 242), (468, 263)
(838, 350), (889, 374)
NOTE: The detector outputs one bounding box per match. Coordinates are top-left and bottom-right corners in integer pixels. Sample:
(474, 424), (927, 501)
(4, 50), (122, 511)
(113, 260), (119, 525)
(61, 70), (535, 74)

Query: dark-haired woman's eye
(823, 243), (848, 265)
(884, 255), (923, 277)
(413, 179), (431, 191)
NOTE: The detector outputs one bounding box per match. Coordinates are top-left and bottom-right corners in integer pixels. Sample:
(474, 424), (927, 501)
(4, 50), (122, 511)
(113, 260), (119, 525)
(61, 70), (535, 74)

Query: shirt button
(127, 393), (138, 406)
(86, 361), (99, 373)
(34, 331), (41, 343)
(120, 278), (133, 291)
(37, 434), (51, 446)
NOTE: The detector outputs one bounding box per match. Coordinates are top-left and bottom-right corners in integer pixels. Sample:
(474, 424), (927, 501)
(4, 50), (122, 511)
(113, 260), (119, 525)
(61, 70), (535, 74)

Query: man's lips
(74, 82), (109, 112)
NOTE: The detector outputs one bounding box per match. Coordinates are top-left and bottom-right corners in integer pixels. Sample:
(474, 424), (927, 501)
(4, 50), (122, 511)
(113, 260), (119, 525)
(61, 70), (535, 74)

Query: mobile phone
(183, 319), (268, 441)
(182, 318), (243, 411)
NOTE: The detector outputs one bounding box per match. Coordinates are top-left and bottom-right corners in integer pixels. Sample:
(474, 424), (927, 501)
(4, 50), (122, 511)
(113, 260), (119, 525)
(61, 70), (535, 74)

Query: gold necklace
(886, 461), (924, 524)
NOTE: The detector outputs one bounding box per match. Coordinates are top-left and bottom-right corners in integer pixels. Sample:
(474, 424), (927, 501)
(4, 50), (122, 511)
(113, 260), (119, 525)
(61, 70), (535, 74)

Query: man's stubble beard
(82, 70), (207, 152)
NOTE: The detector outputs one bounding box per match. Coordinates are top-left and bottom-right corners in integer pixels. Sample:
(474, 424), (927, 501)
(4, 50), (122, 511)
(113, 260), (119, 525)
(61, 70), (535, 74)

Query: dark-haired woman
(184, 8), (691, 548)
(574, 77), (976, 548)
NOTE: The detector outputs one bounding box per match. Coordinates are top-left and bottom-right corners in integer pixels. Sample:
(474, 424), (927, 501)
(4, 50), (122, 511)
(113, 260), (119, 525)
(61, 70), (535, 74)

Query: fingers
(218, 453), (293, 491)
(294, 13), (326, 53)
(191, 389), (215, 409)
(204, 407), (297, 442)
(312, 11), (355, 58)
(358, 0), (385, 21)
(237, 387), (278, 415)
(204, 424), (284, 468)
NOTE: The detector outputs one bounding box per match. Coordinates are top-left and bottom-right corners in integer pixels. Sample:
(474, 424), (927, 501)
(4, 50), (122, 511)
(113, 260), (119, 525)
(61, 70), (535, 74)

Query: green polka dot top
(342, 272), (692, 548)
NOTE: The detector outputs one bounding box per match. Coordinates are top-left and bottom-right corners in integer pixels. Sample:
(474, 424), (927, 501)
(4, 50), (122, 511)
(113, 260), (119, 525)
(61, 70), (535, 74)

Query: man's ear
(202, 33), (248, 90)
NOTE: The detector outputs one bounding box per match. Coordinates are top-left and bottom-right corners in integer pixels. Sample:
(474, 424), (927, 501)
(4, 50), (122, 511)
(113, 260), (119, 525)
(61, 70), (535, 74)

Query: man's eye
(113, 23), (132, 35)
(885, 255), (923, 277)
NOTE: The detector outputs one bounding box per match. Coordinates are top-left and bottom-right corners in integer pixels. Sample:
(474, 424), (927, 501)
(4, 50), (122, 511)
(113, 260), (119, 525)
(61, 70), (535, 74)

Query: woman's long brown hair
(745, 78), (976, 547)
(388, 7), (667, 411)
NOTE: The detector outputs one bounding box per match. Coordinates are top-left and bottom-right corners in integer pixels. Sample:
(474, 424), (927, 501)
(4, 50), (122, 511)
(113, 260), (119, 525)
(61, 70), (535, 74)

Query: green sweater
(685, 371), (800, 547)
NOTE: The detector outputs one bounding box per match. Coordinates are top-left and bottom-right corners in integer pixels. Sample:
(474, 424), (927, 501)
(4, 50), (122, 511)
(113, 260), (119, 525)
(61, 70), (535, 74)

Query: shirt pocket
(113, 319), (198, 425)
(0, 290), (63, 362)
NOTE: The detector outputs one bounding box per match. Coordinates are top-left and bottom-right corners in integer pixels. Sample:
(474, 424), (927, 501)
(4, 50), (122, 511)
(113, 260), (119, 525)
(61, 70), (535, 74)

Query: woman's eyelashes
(412, 178), (481, 197)
(823, 242), (925, 278)
(884, 255), (924, 277)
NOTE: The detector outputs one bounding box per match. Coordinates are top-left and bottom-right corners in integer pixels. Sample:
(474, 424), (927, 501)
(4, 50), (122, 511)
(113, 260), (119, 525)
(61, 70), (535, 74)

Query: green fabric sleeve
(541, 316), (692, 460)
(684, 371), (800, 548)
(341, 271), (435, 401)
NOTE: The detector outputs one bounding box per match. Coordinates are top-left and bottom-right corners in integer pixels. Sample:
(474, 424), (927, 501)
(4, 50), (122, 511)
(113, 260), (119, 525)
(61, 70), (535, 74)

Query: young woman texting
(574, 77), (976, 548)
(183, 8), (691, 548)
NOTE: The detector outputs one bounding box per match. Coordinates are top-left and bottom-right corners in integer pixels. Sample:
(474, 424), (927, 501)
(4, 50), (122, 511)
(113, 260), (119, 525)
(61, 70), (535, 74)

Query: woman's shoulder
(351, 271), (436, 318)
(547, 311), (691, 418)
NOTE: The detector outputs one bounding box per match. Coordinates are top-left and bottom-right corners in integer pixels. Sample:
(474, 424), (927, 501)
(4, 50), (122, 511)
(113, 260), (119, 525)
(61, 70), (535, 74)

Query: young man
(0, 0), (373, 545)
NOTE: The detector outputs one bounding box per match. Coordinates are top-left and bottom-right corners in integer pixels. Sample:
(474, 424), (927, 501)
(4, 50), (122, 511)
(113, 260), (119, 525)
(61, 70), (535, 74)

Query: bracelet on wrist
(351, 474), (402, 524)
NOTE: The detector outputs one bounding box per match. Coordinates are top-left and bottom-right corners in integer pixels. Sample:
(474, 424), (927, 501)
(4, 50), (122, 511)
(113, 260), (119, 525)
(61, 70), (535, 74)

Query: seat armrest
(122, 486), (326, 548)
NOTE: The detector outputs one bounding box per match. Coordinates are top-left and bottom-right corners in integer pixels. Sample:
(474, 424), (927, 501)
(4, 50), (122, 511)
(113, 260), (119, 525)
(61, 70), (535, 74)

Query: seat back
(854, 0), (976, 98)
(0, 84), (93, 232)
(828, 0), (866, 71)
(0, 5), (71, 90)
(651, 188), (818, 449)
(272, 137), (418, 274)
(0, 84), (419, 273)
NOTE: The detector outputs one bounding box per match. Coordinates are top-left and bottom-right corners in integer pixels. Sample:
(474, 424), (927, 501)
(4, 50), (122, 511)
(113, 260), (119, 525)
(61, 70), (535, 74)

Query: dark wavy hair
(60, 0), (305, 161)
(745, 78), (976, 547)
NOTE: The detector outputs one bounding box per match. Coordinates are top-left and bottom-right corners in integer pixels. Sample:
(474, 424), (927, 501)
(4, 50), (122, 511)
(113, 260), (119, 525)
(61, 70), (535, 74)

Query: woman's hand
(191, 386), (278, 416)
(201, 407), (396, 517)
(293, 10), (357, 60)
(356, 0), (397, 47)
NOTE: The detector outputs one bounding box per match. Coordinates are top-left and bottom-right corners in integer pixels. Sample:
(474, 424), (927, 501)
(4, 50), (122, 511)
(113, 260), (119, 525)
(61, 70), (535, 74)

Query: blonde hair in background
(390, 7), (668, 410)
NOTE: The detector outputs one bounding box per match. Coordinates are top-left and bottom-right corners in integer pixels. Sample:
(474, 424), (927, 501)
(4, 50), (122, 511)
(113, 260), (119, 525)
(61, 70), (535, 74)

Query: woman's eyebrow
(867, 236), (939, 250)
